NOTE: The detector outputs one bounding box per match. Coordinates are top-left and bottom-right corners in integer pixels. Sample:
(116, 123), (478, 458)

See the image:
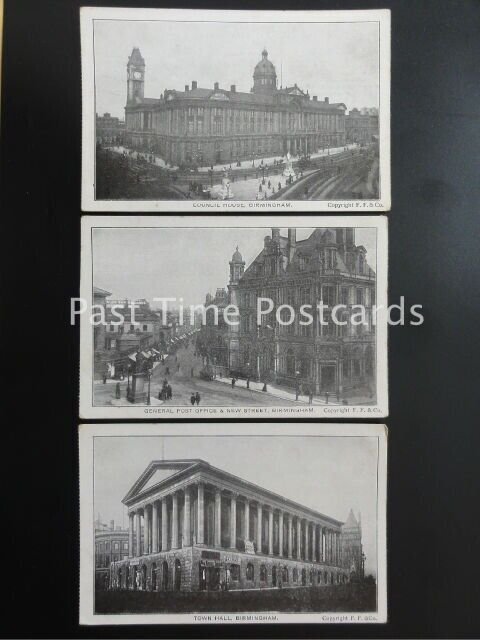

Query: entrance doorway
(141, 564), (147, 590)
(320, 365), (336, 392)
(162, 561), (169, 590)
(174, 559), (182, 591)
(132, 566), (137, 590)
(272, 565), (277, 587)
(151, 563), (157, 591)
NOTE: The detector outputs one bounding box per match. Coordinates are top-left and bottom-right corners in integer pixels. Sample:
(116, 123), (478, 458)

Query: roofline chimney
(214, 81), (219, 90)
(191, 80), (197, 90)
(185, 85), (189, 92)
(230, 84), (236, 93)
(313, 96), (318, 101)
(324, 97), (329, 104)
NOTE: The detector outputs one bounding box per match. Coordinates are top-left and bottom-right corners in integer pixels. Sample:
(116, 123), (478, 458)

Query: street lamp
(146, 368), (152, 405)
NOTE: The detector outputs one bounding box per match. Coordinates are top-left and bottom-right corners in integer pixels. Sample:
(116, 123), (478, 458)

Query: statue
(283, 152), (296, 179)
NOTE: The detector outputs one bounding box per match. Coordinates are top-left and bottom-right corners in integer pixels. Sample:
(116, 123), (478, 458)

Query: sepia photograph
(78, 215), (388, 419)
(79, 423), (387, 624)
(81, 8), (390, 211)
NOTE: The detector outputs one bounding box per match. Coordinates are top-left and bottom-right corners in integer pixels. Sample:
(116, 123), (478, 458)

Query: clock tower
(127, 47), (145, 104)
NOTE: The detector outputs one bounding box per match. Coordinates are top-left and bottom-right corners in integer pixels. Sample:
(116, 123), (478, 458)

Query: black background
(1, 0), (480, 637)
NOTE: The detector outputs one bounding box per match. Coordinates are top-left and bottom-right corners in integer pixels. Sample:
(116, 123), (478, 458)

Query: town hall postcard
(79, 422), (387, 624)
(78, 215), (388, 420)
(80, 7), (391, 212)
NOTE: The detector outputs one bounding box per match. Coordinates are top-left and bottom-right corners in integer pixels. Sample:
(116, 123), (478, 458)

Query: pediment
(123, 460), (202, 503)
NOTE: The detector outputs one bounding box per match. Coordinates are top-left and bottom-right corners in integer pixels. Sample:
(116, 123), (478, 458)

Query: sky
(93, 19), (380, 119)
(92, 227), (376, 307)
(94, 434), (379, 575)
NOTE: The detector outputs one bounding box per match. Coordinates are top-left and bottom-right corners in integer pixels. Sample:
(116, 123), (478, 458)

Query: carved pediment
(123, 460), (201, 503)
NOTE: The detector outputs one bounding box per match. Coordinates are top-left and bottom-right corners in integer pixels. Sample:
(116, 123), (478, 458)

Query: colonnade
(128, 482), (342, 567)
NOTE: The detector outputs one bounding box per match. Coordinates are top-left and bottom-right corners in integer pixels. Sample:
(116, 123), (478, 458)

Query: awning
(128, 354), (136, 362)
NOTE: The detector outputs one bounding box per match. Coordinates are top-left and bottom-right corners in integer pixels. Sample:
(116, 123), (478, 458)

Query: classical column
(278, 511), (284, 557)
(135, 510), (141, 557)
(244, 499), (250, 541)
(214, 488), (222, 547)
(144, 505), (150, 554)
(171, 492), (179, 549)
(183, 487), (191, 547)
(268, 508), (274, 555)
(230, 493), (237, 549)
(152, 502), (158, 553)
(161, 498), (168, 551)
(312, 524), (316, 562)
(296, 518), (302, 560)
(128, 512), (134, 557)
(320, 526), (324, 561)
(304, 520), (309, 561)
(197, 483), (204, 544)
(288, 514), (293, 559)
(257, 503), (263, 553)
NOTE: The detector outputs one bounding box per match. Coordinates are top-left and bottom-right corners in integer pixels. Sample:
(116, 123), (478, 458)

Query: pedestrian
(231, 377), (236, 388)
(278, 181), (281, 191)
(195, 391), (201, 405)
(166, 366), (170, 375)
(115, 382), (121, 399)
(308, 388), (314, 405)
(159, 389), (164, 401)
(167, 384), (172, 400)
(246, 377), (250, 389)
(325, 391), (329, 404)
(190, 393), (196, 406)
(102, 373), (107, 384)
(262, 382), (267, 392)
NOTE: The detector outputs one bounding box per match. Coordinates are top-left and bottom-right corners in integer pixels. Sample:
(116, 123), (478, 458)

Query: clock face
(133, 71), (142, 80)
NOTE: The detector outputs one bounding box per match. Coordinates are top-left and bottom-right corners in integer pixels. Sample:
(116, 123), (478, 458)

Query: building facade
(124, 47), (347, 166)
(345, 108), (379, 145)
(109, 459), (362, 592)
(95, 517), (129, 590)
(203, 228), (376, 397)
(96, 112), (125, 145)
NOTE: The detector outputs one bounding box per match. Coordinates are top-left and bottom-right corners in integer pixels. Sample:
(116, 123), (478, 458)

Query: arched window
(293, 567), (298, 582)
(310, 569), (314, 584)
(317, 570), (321, 584)
(260, 565), (267, 582)
(141, 564), (147, 590)
(125, 565), (130, 589)
(282, 566), (289, 583)
(272, 565), (277, 587)
(246, 563), (254, 581)
(324, 571), (328, 584)
(302, 568), (307, 585)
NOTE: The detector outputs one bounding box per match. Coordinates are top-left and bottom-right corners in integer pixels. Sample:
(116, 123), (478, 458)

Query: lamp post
(295, 370), (300, 400)
(146, 368), (152, 405)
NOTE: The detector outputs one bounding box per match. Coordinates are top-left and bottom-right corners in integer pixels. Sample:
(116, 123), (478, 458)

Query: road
(94, 341), (298, 407)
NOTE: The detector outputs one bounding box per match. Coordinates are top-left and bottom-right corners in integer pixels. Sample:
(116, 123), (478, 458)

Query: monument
(283, 152), (297, 179)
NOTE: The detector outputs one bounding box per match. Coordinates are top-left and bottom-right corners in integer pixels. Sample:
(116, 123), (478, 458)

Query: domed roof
(254, 49), (276, 76)
(231, 246), (244, 263)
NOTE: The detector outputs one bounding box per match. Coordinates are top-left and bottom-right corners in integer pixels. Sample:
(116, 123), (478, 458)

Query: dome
(253, 49), (276, 77)
(231, 246), (244, 263)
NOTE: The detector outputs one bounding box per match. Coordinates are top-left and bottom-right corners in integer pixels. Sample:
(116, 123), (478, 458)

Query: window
(322, 285), (336, 307)
(370, 288), (376, 306)
(123, 542), (128, 550)
(130, 324), (135, 332)
(114, 542), (119, 550)
(230, 564), (240, 581)
(300, 286), (310, 306)
(246, 563), (254, 580)
(109, 325), (115, 332)
(356, 288), (364, 305)
(341, 287), (349, 306)
(142, 325), (148, 332)
(282, 566), (289, 583)
(260, 565), (267, 582)
(359, 254), (365, 274)
(293, 567), (298, 582)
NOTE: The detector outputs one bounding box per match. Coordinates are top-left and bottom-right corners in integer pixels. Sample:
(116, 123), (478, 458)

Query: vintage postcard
(81, 8), (390, 212)
(79, 422), (387, 624)
(78, 215), (388, 419)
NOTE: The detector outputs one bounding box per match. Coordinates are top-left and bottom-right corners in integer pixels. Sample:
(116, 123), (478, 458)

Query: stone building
(96, 112), (125, 145)
(204, 229), (376, 397)
(124, 47), (347, 166)
(341, 509), (365, 581)
(345, 108), (379, 145)
(95, 517), (129, 591)
(109, 459), (361, 592)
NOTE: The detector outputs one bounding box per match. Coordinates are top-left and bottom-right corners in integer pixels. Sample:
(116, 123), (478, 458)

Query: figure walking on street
(195, 392), (201, 406)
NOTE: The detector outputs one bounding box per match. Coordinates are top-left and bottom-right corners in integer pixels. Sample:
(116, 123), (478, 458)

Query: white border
(79, 215), (388, 419)
(79, 422), (387, 625)
(81, 7), (391, 212)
